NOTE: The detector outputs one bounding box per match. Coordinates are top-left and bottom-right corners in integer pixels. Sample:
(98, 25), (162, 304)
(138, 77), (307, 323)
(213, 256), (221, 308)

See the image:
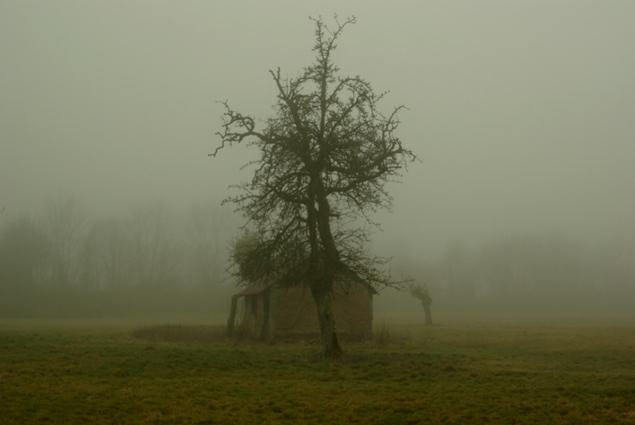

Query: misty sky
(2, 0), (634, 258)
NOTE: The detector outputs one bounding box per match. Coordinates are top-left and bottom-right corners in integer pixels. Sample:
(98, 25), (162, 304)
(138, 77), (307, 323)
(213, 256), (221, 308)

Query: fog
(1, 1), (634, 319)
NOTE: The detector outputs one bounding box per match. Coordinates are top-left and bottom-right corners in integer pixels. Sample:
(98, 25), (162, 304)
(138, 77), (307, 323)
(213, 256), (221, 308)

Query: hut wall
(270, 286), (317, 335)
(270, 284), (372, 339)
(332, 284), (373, 338)
(239, 293), (268, 337)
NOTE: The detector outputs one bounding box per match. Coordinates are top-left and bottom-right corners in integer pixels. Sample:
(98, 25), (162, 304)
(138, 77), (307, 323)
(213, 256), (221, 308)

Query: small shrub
(374, 323), (393, 348)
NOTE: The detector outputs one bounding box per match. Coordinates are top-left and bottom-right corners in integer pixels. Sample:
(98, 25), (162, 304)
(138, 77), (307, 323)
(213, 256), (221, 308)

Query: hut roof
(236, 283), (273, 296)
(234, 280), (376, 297)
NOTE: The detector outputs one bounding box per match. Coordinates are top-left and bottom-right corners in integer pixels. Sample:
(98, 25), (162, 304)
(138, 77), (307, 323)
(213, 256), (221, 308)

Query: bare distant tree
(410, 283), (433, 326)
(0, 214), (49, 290)
(79, 218), (130, 290)
(185, 202), (233, 288)
(127, 204), (179, 288)
(42, 197), (85, 287)
(213, 17), (416, 357)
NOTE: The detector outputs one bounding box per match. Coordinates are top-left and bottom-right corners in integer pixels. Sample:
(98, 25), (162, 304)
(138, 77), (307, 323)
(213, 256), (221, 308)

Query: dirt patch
(132, 324), (227, 343)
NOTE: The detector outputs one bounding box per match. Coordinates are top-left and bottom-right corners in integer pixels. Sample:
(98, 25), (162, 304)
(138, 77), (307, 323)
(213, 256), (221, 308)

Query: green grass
(1, 319), (634, 424)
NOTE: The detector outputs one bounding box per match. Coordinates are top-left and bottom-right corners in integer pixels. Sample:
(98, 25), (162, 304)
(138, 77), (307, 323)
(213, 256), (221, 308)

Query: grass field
(1, 318), (634, 424)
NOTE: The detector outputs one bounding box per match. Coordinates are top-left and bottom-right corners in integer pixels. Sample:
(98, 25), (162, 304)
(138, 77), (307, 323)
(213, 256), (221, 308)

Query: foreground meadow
(1, 319), (634, 424)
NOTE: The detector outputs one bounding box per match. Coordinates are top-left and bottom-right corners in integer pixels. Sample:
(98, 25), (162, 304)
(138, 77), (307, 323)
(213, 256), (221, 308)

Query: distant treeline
(0, 198), (238, 319)
(394, 237), (635, 315)
(1, 198), (634, 318)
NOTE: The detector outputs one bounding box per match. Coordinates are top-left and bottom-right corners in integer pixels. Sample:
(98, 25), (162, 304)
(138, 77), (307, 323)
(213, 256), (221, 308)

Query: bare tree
(127, 204), (179, 288)
(410, 283), (433, 326)
(42, 197), (85, 287)
(79, 218), (130, 290)
(0, 214), (49, 290)
(213, 17), (415, 357)
(185, 202), (233, 288)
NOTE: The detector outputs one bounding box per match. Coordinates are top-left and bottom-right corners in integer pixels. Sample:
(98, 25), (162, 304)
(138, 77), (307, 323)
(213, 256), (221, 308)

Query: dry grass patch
(1, 320), (634, 424)
(132, 324), (227, 343)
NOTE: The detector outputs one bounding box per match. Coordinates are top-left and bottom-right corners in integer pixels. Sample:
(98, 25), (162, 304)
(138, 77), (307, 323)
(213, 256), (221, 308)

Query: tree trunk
(423, 303), (432, 326)
(311, 286), (342, 358)
(226, 295), (239, 335)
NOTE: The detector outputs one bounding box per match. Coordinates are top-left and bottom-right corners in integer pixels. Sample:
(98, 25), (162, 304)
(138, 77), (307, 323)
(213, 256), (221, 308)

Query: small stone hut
(227, 282), (373, 340)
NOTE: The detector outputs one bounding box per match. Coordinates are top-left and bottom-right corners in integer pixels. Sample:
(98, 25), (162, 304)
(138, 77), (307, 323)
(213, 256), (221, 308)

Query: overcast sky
(2, 0), (634, 258)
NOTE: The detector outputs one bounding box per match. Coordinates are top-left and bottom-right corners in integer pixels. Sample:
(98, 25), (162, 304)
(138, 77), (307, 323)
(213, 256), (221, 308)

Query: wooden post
(260, 289), (270, 340)
(226, 295), (240, 335)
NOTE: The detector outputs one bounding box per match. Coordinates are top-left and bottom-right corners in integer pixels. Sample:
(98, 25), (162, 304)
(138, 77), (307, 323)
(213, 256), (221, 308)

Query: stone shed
(226, 282), (373, 340)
